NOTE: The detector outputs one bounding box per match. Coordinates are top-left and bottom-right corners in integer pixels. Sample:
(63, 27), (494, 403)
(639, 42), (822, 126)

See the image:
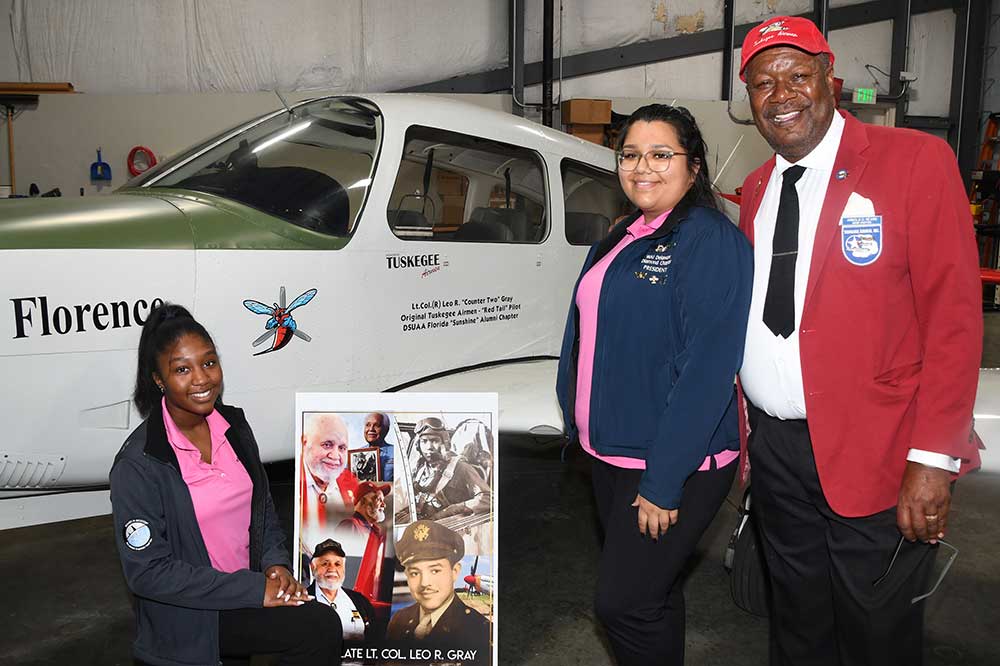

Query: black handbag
(724, 487), (771, 617)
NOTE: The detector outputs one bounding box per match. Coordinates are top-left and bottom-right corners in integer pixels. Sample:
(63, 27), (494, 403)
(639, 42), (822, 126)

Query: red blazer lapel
(740, 156), (775, 245)
(803, 112), (871, 315)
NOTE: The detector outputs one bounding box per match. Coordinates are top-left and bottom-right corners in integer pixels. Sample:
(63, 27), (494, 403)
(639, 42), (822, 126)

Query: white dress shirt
(740, 112), (959, 472)
(300, 469), (352, 549)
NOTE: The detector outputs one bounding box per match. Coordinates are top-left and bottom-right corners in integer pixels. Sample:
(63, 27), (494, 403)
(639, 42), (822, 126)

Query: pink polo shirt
(574, 211), (739, 472)
(162, 399), (253, 572)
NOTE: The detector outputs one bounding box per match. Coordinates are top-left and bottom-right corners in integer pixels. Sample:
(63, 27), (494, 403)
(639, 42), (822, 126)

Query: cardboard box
(436, 170), (466, 196)
(441, 203), (466, 227)
(440, 194), (466, 226)
(440, 194), (466, 209)
(566, 123), (606, 146)
(561, 98), (612, 125)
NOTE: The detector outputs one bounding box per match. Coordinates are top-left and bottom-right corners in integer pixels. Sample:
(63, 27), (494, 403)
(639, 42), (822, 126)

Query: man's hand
(464, 490), (492, 513)
(263, 565), (311, 607)
(428, 503), (474, 520)
(897, 461), (952, 543)
(632, 494), (679, 540)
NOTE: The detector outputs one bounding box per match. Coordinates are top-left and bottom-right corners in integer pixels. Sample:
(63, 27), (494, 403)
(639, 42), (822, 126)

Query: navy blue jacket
(110, 403), (290, 666)
(556, 204), (753, 508)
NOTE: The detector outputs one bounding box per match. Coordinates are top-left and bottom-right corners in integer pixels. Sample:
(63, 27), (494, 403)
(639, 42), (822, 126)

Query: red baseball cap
(355, 480), (390, 503)
(740, 16), (834, 81)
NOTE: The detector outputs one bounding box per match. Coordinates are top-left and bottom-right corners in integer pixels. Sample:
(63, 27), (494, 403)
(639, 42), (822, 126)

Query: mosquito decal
(242, 286), (318, 356)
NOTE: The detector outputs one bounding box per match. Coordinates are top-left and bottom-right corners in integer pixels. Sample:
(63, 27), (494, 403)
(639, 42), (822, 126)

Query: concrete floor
(3, 315), (1000, 665)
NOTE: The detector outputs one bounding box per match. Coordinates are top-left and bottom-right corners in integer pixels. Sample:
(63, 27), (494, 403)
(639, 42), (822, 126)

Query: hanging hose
(127, 145), (158, 177)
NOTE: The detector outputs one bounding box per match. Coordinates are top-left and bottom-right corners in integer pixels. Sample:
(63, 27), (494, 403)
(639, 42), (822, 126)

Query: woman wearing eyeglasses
(556, 104), (753, 665)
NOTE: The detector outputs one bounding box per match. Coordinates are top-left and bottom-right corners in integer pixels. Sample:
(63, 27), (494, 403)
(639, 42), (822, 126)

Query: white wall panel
(645, 52), (725, 101)
(7, 0), (366, 93)
(907, 9), (956, 117)
(523, 65), (648, 106)
(828, 20), (893, 95)
(734, 0), (812, 24)
(361, 0), (507, 91)
(0, 0), (975, 127)
(523, 0), (650, 63)
(0, 0), (17, 80)
(984, 0), (1000, 118)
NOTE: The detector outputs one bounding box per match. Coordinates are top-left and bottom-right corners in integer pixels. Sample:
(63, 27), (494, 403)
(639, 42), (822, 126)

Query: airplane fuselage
(0, 94), (619, 497)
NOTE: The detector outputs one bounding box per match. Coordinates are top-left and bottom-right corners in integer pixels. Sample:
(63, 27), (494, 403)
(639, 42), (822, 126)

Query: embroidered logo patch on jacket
(636, 244), (674, 285)
(124, 519), (152, 550)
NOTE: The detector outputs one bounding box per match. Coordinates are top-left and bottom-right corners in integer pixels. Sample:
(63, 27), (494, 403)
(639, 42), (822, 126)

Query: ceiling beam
(395, 0), (957, 94)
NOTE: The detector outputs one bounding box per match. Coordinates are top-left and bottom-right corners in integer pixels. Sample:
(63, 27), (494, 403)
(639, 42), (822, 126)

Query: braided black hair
(616, 104), (719, 211)
(133, 303), (217, 418)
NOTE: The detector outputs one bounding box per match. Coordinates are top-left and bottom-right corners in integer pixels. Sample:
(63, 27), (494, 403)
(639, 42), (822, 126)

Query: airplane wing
(974, 368), (1000, 473)
(398, 358), (565, 436)
(719, 195), (740, 226)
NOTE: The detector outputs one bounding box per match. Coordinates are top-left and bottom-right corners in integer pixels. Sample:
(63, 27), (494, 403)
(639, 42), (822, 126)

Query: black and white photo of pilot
(350, 447), (379, 482)
(394, 414), (494, 549)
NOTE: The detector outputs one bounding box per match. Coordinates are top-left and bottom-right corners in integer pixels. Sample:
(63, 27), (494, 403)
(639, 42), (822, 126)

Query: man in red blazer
(737, 16), (982, 666)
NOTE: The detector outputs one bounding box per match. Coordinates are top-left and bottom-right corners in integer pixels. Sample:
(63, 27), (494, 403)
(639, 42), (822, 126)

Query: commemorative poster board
(294, 392), (498, 666)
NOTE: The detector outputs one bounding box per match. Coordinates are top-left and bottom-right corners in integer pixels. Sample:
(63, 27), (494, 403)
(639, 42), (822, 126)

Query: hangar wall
(0, 92), (510, 197)
(0, 1), (982, 196)
(985, 0), (1000, 120)
(520, 9), (954, 120)
(0, 0), (960, 105)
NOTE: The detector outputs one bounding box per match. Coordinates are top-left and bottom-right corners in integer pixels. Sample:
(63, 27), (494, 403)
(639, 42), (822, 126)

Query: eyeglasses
(872, 537), (958, 604)
(616, 149), (688, 172)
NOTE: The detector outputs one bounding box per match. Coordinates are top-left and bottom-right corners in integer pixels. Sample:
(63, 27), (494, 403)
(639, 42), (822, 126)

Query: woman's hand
(263, 565), (311, 607)
(633, 494), (679, 540)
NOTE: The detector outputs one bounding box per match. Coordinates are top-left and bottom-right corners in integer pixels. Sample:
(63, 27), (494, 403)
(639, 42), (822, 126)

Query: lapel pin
(836, 169), (848, 180)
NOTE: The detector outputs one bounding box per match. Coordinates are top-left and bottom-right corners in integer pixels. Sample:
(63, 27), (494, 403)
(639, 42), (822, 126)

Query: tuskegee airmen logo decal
(841, 216), (883, 266)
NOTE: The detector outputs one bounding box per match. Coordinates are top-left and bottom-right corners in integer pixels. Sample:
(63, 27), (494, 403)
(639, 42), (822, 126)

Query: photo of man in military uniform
(410, 417), (492, 521)
(387, 520), (490, 665)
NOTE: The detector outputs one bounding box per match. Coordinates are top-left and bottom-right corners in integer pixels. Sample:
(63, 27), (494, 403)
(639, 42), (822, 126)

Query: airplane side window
(388, 126), (548, 244)
(145, 98), (382, 240)
(561, 159), (632, 246)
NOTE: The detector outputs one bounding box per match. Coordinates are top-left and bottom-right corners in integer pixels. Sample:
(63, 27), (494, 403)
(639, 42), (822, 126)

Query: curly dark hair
(133, 303), (217, 418)
(615, 104), (719, 211)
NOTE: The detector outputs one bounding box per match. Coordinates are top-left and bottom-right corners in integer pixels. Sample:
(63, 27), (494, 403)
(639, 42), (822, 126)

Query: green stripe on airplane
(0, 189), (350, 251)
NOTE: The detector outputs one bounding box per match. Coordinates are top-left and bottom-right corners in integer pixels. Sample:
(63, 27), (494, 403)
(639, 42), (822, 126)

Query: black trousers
(135, 603), (342, 666)
(591, 456), (735, 666)
(748, 407), (937, 666)
(219, 603), (343, 665)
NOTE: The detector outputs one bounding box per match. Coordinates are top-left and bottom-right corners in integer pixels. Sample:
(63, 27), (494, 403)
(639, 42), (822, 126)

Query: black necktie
(763, 165), (806, 338)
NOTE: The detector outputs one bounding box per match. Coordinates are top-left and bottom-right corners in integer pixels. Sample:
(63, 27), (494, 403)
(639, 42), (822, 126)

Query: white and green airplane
(5, 94), (996, 528)
(0, 94), (631, 525)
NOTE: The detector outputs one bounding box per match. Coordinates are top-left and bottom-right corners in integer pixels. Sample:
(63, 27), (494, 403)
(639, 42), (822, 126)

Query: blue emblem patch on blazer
(841, 216), (882, 266)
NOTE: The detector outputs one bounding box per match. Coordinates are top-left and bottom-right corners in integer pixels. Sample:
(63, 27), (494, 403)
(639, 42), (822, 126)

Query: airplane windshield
(140, 97), (382, 238)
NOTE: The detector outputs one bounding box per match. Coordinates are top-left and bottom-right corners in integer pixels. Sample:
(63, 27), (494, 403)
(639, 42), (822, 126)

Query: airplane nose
(0, 193), (193, 250)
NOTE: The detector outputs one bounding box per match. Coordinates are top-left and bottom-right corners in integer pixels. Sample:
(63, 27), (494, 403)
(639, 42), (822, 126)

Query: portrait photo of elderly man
(364, 411), (394, 481)
(307, 538), (380, 644)
(299, 413), (361, 547)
